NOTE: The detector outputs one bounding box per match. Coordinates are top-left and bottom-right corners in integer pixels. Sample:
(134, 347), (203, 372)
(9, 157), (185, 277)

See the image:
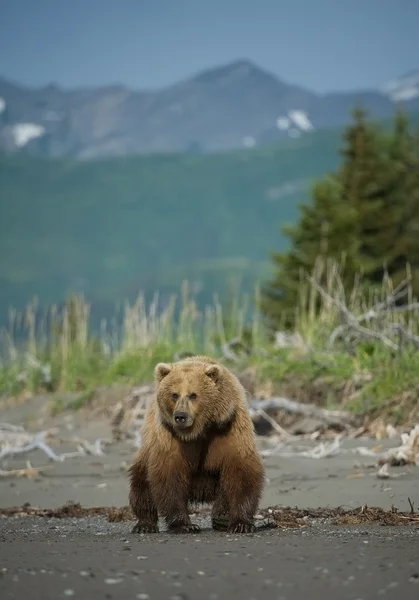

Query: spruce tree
(376, 109), (419, 292)
(337, 106), (389, 274)
(261, 107), (419, 330)
(261, 176), (359, 328)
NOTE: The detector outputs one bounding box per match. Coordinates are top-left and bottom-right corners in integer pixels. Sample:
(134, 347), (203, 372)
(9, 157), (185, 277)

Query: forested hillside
(0, 128), (342, 322)
(1, 112), (417, 325)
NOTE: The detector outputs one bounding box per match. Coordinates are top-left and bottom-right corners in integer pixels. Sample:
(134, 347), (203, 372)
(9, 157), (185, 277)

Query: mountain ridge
(0, 60), (418, 159)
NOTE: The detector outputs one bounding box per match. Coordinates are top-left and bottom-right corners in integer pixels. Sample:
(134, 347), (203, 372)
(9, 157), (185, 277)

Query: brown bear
(128, 354), (265, 534)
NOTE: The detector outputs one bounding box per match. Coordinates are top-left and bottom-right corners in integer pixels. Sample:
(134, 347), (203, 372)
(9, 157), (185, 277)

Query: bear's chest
(180, 438), (215, 474)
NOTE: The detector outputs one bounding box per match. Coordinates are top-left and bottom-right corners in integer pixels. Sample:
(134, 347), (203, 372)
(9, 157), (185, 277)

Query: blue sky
(1, 0), (418, 92)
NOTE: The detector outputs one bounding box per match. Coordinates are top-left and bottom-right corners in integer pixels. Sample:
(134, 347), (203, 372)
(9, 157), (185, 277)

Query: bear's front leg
(128, 451), (159, 534)
(148, 455), (201, 534)
(211, 491), (230, 531)
(220, 454), (265, 534)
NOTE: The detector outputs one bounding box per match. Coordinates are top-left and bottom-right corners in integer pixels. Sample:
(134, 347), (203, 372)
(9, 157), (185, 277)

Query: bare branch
(306, 271), (419, 352)
(249, 396), (357, 428)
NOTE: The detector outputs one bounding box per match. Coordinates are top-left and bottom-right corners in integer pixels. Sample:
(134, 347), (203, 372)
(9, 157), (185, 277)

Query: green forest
(0, 109), (418, 330)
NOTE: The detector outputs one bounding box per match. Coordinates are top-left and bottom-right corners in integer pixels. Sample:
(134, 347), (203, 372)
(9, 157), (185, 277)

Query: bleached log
(249, 396), (357, 427)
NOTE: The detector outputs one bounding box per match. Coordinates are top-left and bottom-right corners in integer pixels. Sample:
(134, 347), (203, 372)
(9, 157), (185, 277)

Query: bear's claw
(227, 521), (256, 534)
(132, 521), (159, 534)
(169, 523), (201, 534)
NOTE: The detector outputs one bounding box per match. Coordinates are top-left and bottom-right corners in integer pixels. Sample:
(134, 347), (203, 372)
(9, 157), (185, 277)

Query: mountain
(0, 60), (418, 159)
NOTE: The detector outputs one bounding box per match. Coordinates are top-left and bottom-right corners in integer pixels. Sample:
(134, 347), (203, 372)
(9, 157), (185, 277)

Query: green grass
(255, 345), (419, 419)
(1, 258), (419, 424)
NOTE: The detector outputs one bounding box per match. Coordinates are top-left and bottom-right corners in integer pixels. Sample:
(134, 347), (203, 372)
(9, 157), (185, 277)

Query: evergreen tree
(370, 110), (419, 291)
(261, 176), (360, 328)
(351, 109), (419, 289)
(337, 106), (388, 276)
(261, 107), (419, 330)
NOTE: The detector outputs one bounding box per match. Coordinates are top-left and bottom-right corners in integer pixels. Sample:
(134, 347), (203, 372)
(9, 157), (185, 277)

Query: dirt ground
(1, 394), (419, 599)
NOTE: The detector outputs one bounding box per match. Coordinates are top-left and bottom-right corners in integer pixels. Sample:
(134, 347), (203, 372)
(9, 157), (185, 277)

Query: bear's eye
(189, 393), (197, 400)
(172, 393), (179, 400)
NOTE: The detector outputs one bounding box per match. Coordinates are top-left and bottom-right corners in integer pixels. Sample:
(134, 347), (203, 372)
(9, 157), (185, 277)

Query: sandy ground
(1, 515), (419, 599)
(1, 395), (419, 599)
(0, 394), (418, 512)
(1, 434), (418, 511)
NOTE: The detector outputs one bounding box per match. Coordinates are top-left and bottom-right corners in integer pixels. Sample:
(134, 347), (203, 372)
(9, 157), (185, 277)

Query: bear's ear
(205, 364), (221, 383)
(155, 362), (172, 382)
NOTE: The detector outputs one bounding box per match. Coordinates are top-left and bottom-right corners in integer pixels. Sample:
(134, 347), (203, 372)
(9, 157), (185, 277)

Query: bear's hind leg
(128, 452), (159, 534)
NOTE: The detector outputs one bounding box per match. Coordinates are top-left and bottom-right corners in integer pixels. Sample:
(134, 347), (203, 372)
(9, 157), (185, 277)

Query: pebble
(104, 578), (123, 585)
(63, 590), (74, 597)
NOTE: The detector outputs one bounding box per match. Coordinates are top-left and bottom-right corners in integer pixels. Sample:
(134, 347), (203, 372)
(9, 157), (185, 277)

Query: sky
(1, 0), (418, 93)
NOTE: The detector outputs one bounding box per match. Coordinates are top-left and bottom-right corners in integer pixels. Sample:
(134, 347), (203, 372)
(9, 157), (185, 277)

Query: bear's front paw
(227, 520), (255, 534)
(169, 523), (201, 534)
(211, 515), (229, 531)
(132, 521), (159, 534)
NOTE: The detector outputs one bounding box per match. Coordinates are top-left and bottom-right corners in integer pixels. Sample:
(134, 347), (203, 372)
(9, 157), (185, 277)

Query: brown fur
(128, 355), (265, 534)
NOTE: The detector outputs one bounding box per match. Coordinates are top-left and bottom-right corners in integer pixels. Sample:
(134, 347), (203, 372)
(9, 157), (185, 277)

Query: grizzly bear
(128, 355), (265, 534)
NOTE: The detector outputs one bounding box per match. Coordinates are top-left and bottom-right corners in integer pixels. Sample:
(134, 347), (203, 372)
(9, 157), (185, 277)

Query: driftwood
(110, 384), (153, 443)
(0, 423), (107, 465)
(377, 424), (419, 466)
(249, 396), (357, 429)
(0, 460), (53, 479)
(306, 275), (419, 353)
(259, 436), (343, 459)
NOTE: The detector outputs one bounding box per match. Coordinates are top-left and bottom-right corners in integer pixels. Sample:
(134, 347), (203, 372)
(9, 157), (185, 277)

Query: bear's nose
(174, 411), (188, 424)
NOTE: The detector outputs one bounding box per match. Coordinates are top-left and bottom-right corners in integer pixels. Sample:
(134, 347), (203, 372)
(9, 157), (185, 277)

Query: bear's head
(154, 359), (237, 441)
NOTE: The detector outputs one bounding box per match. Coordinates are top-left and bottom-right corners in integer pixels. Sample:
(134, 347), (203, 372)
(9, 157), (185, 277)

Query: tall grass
(293, 256), (419, 345)
(1, 258), (419, 420)
(0, 280), (265, 397)
(255, 256), (419, 418)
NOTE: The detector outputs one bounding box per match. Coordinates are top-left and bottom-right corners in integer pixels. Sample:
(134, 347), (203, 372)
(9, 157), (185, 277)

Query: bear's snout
(173, 411), (190, 426)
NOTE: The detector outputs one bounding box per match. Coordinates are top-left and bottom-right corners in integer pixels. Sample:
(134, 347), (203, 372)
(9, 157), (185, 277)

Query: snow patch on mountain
(382, 71), (419, 102)
(288, 110), (314, 131)
(12, 123), (46, 147)
(276, 110), (314, 136)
